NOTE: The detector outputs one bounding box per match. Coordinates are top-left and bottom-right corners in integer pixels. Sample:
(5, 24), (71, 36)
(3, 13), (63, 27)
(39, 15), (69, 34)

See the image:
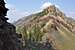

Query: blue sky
(5, 0), (75, 23)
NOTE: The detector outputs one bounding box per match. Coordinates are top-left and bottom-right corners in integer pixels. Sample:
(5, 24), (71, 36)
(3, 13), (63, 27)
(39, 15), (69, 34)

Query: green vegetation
(16, 24), (44, 44)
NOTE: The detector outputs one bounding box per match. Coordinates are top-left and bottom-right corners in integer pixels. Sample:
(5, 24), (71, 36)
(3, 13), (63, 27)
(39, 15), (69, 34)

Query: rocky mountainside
(15, 5), (75, 50)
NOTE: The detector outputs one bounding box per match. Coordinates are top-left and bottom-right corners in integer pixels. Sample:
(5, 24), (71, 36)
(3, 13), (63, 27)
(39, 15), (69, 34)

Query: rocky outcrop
(0, 0), (22, 50)
(15, 4), (75, 50)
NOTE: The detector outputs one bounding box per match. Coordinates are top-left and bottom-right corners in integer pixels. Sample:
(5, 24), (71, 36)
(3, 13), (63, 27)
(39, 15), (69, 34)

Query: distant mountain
(15, 5), (75, 50)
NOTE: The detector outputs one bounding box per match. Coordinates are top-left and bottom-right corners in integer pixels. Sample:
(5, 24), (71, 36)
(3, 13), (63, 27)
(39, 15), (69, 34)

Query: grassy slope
(52, 23), (75, 50)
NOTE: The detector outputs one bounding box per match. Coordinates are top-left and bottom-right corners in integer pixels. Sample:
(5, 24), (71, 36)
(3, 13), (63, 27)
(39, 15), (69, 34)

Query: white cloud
(65, 11), (75, 19)
(5, 3), (31, 23)
(33, 2), (60, 14)
(41, 2), (53, 9)
(32, 9), (43, 14)
(41, 2), (60, 9)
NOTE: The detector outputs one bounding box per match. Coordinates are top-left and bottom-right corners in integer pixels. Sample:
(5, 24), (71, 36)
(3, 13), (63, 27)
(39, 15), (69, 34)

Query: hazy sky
(5, 0), (75, 23)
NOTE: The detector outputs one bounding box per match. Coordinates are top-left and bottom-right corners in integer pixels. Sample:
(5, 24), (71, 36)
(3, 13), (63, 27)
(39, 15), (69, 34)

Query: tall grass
(16, 23), (44, 44)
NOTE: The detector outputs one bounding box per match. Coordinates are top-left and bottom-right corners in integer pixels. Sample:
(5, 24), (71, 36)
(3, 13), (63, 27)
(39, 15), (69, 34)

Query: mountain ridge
(15, 5), (75, 50)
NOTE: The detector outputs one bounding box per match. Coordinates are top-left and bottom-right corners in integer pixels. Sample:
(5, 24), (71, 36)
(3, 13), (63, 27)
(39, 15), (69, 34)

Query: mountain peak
(41, 2), (60, 10)
(15, 4), (75, 50)
(43, 5), (56, 14)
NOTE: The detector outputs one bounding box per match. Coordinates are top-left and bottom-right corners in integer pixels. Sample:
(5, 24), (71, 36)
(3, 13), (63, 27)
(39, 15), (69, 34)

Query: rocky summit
(0, 0), (22, 50)
(15, 4), (75, 50)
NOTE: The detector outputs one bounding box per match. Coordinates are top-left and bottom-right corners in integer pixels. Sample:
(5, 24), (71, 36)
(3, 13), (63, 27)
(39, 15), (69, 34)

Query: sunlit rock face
(0, 0), (22, 50)
(15, 3), (75, 50)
